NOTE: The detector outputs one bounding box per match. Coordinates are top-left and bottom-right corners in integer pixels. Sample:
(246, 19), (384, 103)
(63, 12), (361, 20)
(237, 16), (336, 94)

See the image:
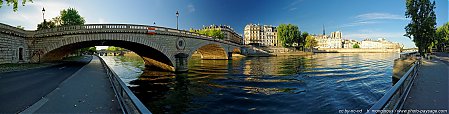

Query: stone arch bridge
(0, 23), (264, 72)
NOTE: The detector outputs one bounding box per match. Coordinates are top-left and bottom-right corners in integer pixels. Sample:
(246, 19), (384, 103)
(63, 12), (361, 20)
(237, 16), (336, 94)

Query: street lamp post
(42, 8), (45, 22)
(176, 10), (179, 30)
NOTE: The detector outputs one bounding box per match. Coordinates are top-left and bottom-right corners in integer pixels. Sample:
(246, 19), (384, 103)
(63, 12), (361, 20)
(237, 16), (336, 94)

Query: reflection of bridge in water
(0, 23), (267, 72)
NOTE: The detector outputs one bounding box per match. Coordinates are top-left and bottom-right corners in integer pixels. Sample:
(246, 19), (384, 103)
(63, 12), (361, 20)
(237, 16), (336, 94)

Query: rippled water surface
(101, 53), (399, 113)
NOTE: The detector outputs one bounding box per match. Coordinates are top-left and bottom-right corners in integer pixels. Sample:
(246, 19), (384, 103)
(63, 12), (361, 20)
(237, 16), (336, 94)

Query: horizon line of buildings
(190, 23), (403, 49)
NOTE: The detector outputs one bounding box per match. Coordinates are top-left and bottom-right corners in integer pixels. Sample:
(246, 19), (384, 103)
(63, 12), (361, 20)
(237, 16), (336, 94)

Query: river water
(100, 53), (399, 113)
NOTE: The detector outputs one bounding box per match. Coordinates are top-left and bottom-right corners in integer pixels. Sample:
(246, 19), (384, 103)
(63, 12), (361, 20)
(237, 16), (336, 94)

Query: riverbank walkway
(20, 55), (121, 113)
(402, 52), (448, 111)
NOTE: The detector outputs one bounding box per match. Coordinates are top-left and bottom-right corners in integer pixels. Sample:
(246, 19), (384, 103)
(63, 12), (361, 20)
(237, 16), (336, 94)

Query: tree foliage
(0, 0), (33, 12)
(277, 24), (301, 47)
(304, 35), (317, 50)
(106, 46), (125, 51)
(80, 47), (96, 52)
(404, 0), (437, 56)
(60, 8), (85, 26)
(107, 46), (118, 51)
(37, 8), (85, 30)
(353, 43), (360, 48)
(16, 25), (24, 30)
(436, 22), (449, 50)
(51, 16), (63, 26)
(190, 29), (225, 39)
(300, 32), (309, 46)
(79, 47), (96, 55)
(37, 20), (56, 30)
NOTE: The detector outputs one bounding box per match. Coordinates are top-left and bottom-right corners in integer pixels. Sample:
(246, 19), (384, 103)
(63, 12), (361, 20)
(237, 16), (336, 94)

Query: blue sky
(0, 0), (448, 48)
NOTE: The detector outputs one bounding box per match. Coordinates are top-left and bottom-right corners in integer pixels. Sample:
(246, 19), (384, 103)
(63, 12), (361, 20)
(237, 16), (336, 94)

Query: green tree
(60, 8), (85, 26)
(353, 44), (360, 48)
(305, 35), (317, 51)
(16, 25), (24, 30)
(52, 16), (63, 26)
(436, 22), (449, 51)
(36, 8), (84, 30)
(37, 20), (56, 30)
(106, 46), (126, 51)
(404, 0), (437, 56)
(277, 24), (301, 47)
(191, 29), (225, 39)
(300, 32), (309, 47)
(78, 47), (96, 55)
(209, 29), (225, 39)
(107, 46), (118, 51)
(0, 0), (33, 12)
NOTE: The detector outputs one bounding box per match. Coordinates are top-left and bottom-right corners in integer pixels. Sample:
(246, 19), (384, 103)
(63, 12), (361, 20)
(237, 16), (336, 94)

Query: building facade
(342, 39), (360, 48)
(312, 29), (402, 49)
(244, 24), (278, 47)
(194, 25), (243, 44)
(360, 38), (401, 49)
(313, 31), (343, 48)
(330, 31), (342, 39)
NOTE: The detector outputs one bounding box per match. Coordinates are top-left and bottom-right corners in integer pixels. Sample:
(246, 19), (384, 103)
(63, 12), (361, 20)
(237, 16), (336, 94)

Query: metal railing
(367, 59), (420, 114)
(95, 55), (152, 114)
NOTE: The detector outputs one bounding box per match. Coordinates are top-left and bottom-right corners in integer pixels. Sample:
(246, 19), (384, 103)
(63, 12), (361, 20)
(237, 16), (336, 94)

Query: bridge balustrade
(0, 23), (28, 37)
(0, 23), (240, 46)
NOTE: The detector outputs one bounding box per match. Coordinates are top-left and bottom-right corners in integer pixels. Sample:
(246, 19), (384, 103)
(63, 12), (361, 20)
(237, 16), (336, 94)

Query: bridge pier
(175, 53), (189, 73)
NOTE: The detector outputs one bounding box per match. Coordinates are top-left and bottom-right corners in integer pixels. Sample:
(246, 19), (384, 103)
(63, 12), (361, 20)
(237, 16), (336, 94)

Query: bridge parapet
(0, 23), (31, 37)
(0, 23), (241, 46)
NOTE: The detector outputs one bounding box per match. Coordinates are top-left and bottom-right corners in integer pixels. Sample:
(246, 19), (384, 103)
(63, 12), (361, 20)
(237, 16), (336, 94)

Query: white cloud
(84, 18), (107, 24)
(284, 0), (303, 11)
(341, 21), (379, 27)
(344, 30), (406, 39)
(289, 8), (297, 11)
(187, 4), (195, 13)
(341, 12), (409, 28)
(355, 13), (408, 21)
(28, 1), (72, 20)
(0, 1), (71, 30)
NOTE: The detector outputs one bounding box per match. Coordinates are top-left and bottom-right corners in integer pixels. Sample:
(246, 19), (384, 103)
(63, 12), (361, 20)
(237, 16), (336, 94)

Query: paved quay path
(0, 56), (92, 113)
(21, 55), (121, 113)
(402, 53), (449, 111)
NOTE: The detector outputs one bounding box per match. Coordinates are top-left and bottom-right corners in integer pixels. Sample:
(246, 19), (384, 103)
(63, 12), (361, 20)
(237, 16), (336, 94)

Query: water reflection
(101, 52), (399, 113)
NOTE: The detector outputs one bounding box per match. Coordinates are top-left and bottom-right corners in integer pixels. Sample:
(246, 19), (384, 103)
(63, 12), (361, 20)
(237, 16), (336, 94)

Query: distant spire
(322, 24), (326, 35)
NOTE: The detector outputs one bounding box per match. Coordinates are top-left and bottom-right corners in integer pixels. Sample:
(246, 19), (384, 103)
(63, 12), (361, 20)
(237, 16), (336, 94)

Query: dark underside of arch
(42, 40), (174, 71)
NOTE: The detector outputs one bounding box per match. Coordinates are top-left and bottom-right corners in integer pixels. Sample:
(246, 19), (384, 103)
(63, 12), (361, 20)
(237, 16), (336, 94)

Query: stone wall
(258, 47), (301, 53)
(392, 53), (418, 84)
(0, 33), (28, 64)
(314, 48), (400, 53)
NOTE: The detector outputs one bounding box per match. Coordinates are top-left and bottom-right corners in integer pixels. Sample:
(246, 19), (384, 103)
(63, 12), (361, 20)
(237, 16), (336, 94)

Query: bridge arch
(232, 47), (241, 54)
(38, 34), (176, 71)
(0, 23), (254, 72)
(191, 43), (228, 60)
